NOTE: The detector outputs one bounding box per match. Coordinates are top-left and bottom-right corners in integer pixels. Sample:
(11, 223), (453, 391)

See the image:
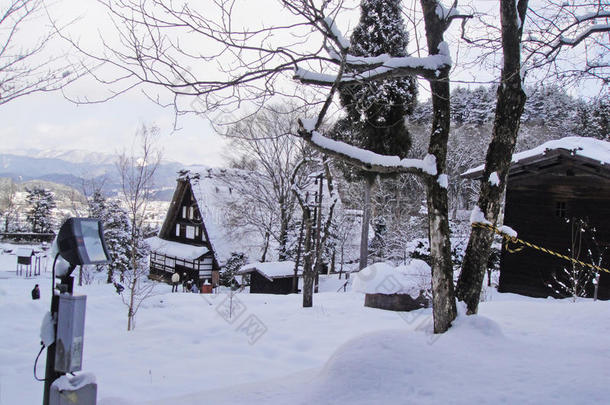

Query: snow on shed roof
(237, 261), (300, 280)
(16, 248), (34, 257)
(147, 236), (209, 261)
(463, 136), (610, 177)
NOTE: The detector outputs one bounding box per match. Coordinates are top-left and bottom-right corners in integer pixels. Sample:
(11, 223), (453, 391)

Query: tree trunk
(313, 175), (324, 293)
(127, 241), (137, 331)
(359, 174), (375, 270)
(421, 0), (457, 333)
(425, 86), (457, 333)
(292, 214), (305, 293)
(302, 207), (314, 308)
(456, 0), (529, 315)
(260, 230), (270, 262)
(278, 201), (289, 261)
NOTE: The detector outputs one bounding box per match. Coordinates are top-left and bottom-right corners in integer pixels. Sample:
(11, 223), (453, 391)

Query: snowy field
(1, 246), (609, 404)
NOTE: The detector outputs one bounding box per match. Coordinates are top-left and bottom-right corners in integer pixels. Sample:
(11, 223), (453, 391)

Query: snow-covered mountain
(27, 149), (118, 165)
(0, 148), (194, 200)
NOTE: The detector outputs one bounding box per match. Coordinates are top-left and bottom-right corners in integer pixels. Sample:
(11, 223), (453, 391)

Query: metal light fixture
(43, 218), (111, 405)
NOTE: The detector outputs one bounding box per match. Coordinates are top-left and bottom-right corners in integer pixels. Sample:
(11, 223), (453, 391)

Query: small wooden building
(237, 261), (301, 294)
(465, 137), (610, 299)
(148, 173), (221, 287)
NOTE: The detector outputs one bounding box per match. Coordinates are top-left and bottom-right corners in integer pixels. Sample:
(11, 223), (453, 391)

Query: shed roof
(16, 248), (34, 257)
(237, 261), (300, 281)
(147, 236), (209, 261)
(463, 136), (610, 178)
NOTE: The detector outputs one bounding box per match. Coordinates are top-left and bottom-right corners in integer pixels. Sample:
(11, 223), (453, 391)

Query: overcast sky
(0, 0), (603, 167)
(0, 86), (227, 166)
(0, 0), (234, 166)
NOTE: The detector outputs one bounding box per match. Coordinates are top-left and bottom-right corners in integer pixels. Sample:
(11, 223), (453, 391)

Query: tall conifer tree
(333, 0), (417, 268)
(25, 187), (56, 233)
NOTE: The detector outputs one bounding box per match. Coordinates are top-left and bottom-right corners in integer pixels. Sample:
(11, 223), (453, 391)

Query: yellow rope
(471, 222), (610, 275)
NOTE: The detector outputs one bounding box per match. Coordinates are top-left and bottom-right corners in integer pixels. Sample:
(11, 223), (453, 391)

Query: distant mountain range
(0, 149), (209, 201)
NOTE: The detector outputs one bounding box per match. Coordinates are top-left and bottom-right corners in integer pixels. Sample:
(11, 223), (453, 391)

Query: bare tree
(523, 0), (610, 87)
(0, 0), (79, 105)
(456, 0), (609, 315)
(291, 158), (338, 307)
(456, 0), (529, 314)
(69, 0), (475, 333)
(221, 104), (316, 261)
(116, 124), (161, 331)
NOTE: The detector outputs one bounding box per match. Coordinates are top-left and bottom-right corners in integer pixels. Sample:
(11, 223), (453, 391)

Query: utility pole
(292, 195), (307, 293)
(314, 173), (324, 293)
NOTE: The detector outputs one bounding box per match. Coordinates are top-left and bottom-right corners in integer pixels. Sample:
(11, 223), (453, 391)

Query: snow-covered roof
(184, 167), (266, 265)
(147, 236), (209, 261)
(464, 136), (610, 177)
(237, 261), (300, 280)
(16, 248), (34, 257)
(351, 260), (431, 296)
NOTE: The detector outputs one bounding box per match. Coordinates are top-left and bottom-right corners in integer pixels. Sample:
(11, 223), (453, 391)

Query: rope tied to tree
(471, 222), (610, 275)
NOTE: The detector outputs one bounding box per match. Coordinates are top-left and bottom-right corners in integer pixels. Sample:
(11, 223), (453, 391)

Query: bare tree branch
(0, 0), (82, 105)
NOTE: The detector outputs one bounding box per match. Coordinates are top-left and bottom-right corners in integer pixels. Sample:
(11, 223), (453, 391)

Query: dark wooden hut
(464, 137), (610, 299)
(237, 261), (301, 294)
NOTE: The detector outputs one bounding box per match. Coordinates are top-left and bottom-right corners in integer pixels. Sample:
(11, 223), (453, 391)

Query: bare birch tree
(221, 104), (316, 261)
(116, 124), (161, 331)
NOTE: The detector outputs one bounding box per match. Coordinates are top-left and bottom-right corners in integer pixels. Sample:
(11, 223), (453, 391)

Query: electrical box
(50, 374), (97, 405)
(55, 295), (87, 373)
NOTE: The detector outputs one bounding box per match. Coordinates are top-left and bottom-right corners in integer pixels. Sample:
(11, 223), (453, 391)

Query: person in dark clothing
(114, 282), (125, 294)
(31, 284), (40, 300)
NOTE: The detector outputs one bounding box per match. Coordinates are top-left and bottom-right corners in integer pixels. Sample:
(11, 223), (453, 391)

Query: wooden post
(293, 205), (306, 294)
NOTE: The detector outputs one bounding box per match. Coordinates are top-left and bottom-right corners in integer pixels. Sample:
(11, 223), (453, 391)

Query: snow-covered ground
(1, 245), (609, 404)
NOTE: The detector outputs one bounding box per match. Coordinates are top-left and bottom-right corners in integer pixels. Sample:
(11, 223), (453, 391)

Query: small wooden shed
(237, 261), (301, 294)
(16, 248), (35, 276)
(465, 137), (610, 299)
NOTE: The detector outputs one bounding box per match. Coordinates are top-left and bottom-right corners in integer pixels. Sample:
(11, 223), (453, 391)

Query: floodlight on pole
(42, 218), (110, 405)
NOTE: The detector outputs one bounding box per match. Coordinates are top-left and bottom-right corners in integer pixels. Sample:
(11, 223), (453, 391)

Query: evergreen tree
(332, 0), (417, 270)
(336, 0), (417, 156)
(104, 201), (132, 284)
(88, 190), (107, 221)
(575, 99), (609, 141)
(221, 252), (247, 287)
(25, 187), (56, 233)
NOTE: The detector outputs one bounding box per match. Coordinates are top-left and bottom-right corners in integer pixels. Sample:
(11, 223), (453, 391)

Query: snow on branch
(297, 121), (437, 177)
(294, 53), (451, 86)
(470, 206), (491, 226)
(575, 11), (610, 23)
(554, 24), (610, 50)
(322, 16), (350, 50)
(435, 1), (472, 28)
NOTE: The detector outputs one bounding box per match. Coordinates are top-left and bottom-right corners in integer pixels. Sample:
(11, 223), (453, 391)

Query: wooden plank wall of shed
(499, 168), (610, 299)
(249, 271), (294, 295)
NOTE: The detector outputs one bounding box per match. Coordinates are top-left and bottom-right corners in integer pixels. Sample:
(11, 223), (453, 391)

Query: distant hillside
(0, 149), (197, 201)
